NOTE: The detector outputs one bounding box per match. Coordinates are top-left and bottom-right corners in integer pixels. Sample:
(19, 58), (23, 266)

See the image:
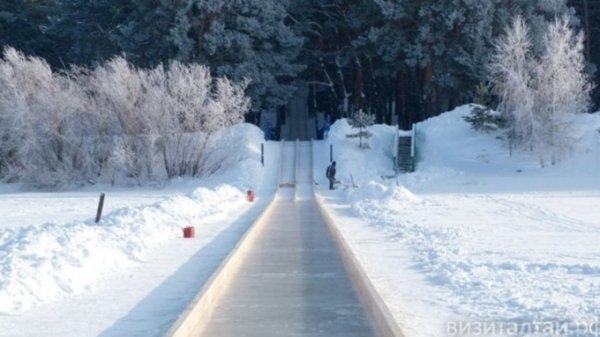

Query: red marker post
(182, 226), (195, 238)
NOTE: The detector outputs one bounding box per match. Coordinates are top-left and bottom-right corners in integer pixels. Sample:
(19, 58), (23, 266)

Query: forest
(2, 0), (598, 130)
(0, 0), (600, 187)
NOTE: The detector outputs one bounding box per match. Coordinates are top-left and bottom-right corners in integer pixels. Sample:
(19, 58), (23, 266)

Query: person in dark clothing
(326, 161), (336, 190)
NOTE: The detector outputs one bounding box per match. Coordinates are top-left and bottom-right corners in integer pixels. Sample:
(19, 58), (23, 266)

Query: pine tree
(110, 0), (182, 67)
(288, 0), (382, 119)
(349, 109), (375, 149)
(175, 0), (305, 113)
(48, 0), (131, 66)
(0, 0), (64, 67)
(2, 0), (590, 129)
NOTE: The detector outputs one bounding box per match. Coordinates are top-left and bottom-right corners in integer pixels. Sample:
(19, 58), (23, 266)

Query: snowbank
(327, 118), (397, 186)
(0, 123), (265, 314)
(416, 104), (600, 168)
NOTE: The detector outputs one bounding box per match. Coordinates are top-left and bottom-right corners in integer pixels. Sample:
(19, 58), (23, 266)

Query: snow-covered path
(279, 141), (297, 187)
(296, 141), (314, 199)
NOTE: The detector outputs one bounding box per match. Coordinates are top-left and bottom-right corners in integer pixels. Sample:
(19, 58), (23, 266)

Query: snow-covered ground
(0, 182), (199, 229)
(316, 105), (600, 337)
(2, 105), (600, 337)
(0, 124), (280, 337)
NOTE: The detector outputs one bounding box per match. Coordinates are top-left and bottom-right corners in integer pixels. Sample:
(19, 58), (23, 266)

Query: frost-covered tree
(489, 16), (537, 150)
(534, 15), (593, 164)
(489, 15), (593, 166)
(0, 47), (91, 186)
(84, 56), (249, 179)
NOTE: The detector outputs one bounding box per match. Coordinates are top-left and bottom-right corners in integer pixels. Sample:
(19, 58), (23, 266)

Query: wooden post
(330, 144), (333, 163)
(95, 193), (105, 223)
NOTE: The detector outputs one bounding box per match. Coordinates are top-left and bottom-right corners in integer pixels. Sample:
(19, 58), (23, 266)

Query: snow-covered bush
(0, 48), (92, 187)
(162, 133), (210, 178)
(0, 47), (250, 187)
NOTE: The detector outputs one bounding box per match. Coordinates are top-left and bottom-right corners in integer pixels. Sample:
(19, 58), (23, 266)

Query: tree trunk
(423, 62), (434, 118)
(583, 0), (592, 60)
(353, 57), (364, 113)
(397, 73), (409, 129)
(195, 13), (219, 58)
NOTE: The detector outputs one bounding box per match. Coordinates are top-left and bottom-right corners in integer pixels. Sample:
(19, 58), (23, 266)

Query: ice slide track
(164, 140), (404, 337)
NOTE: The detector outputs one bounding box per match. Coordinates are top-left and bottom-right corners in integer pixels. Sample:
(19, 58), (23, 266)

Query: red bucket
(247, 190), (255, 202)
(182, 226), (195, 238)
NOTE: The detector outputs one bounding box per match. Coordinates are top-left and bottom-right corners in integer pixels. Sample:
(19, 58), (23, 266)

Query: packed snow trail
(279, 142), (297, 187)
(295, 141), (314, 199)
(198, 141), (378, 337)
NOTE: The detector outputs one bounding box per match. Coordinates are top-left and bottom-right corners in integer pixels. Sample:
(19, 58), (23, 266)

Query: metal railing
(294, 139), (300, 187)
(393, 123), (417, 173)
(392, 130), (399, 172)
(410, 123), (417, 172)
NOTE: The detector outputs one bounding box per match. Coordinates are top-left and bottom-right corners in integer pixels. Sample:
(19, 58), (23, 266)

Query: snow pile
(405, 105), (600, 192)
(327, 118), (397, 186)
(322, 106), (600, 337)
(417, 104), (600, 172)
(553, 112), (600, 173)
(410, 105), (536, 183)
(0, 123), (265, 314)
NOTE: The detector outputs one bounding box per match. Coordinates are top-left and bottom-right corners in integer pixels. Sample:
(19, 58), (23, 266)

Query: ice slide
(165, 141), (402, 337)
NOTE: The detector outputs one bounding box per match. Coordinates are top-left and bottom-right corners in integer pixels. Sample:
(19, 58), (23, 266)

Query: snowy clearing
(317, 105), (600, 337)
